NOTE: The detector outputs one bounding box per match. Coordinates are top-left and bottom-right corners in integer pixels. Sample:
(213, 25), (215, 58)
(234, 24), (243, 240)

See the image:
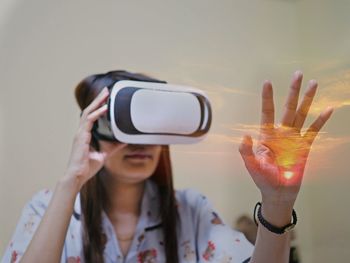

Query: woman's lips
(124, 154), (152, 160)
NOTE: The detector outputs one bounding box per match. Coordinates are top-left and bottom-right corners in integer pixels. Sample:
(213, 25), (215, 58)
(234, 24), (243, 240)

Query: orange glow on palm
(260, 126), (310, 180)
(274, 138), (300, 170)
(283, 171), (294, 180)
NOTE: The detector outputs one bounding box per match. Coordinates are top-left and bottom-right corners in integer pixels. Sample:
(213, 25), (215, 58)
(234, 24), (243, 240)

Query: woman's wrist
(261, 196), (295, 227)
(57, 175), (82, 197)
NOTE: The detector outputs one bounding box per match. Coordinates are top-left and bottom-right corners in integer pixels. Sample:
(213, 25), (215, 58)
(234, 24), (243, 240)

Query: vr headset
(92, 80), (212, 145)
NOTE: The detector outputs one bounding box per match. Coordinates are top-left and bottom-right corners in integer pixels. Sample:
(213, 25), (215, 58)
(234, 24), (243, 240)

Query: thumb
(239, 135), (259, 175)
(239, 135), (254, 156)
(109, 143), (128, 155)
(89, 151), (107, 174)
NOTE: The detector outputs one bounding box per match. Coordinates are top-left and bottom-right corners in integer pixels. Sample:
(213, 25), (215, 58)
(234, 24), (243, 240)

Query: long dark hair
(74, 70), (179, 263)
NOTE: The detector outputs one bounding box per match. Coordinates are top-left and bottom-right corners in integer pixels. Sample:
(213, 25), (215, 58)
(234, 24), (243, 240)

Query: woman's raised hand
(64, 87), (126, 191)
(239, 71), (333, 207)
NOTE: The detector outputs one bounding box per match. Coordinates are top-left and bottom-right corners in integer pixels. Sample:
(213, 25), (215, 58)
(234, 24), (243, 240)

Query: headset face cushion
(95, 80), (212, 145)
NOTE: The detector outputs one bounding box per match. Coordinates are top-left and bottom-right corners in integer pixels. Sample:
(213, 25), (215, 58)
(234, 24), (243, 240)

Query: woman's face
(99, 141), (162, 184)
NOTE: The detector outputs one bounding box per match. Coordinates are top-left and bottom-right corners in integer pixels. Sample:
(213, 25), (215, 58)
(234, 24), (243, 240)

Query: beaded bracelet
(253, 202), (297, 235)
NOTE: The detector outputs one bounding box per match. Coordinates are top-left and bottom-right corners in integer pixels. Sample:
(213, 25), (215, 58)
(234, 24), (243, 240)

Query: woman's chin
(117, 172), (153, 184)
(114, 166), (155, 183)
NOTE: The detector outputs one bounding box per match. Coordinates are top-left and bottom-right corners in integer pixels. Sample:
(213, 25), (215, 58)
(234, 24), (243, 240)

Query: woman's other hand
(239, 71), (333, 224)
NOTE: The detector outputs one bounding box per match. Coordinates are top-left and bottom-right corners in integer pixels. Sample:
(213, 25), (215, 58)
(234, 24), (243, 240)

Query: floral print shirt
(2, 180), (253, 263)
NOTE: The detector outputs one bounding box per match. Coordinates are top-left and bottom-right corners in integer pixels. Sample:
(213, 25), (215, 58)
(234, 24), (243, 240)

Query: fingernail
(326, 106), (334, 113)
(323, 106), (334, 119)
(294, 70), (303, 78)
(309, 79), (317, 85)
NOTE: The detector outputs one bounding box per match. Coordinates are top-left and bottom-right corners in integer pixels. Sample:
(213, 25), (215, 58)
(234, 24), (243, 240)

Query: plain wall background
(1, 1), (349, 262)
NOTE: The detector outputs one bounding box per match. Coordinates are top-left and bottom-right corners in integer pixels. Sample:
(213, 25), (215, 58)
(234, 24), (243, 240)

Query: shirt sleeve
(1, 189), (67, 263)
(189, 190), (254, 263)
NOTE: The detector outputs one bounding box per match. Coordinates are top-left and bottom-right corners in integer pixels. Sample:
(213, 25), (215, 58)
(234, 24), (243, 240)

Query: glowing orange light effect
(308, 69), (350, 116)
(283, 171), (294, 180)
(168, 70), (349, 181)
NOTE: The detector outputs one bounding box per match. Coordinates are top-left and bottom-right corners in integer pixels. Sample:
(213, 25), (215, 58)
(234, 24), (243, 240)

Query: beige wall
(1, 1), (349, 262)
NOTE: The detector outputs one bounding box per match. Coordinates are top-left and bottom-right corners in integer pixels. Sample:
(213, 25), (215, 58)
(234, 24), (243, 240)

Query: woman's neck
(101, 172), (145, 217)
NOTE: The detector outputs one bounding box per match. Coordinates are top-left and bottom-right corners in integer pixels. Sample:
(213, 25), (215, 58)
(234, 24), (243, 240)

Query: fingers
(303, 107), (334, 144)
(80, 87), (109, 131)
(293, 80), (317, 130)
(260, 81), (275, 135)
(80, 104), (108, 132)
(87, 104), (108, 123)
(89, 151), (107, 163)
(88, 151), (107, 177)
(281, 71), (303, 127)
(239, 135), (259, 175)
(81, 87), (109, 118)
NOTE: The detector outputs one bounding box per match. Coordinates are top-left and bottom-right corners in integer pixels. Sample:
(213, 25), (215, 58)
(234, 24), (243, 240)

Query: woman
(2, 70), (333, 263)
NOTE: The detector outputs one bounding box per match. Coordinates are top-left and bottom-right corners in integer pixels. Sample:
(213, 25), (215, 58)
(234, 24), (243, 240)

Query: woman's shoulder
(175, 187), (213, 215)
(174, 187), (254, 261)
(175, 187), (208, 203)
